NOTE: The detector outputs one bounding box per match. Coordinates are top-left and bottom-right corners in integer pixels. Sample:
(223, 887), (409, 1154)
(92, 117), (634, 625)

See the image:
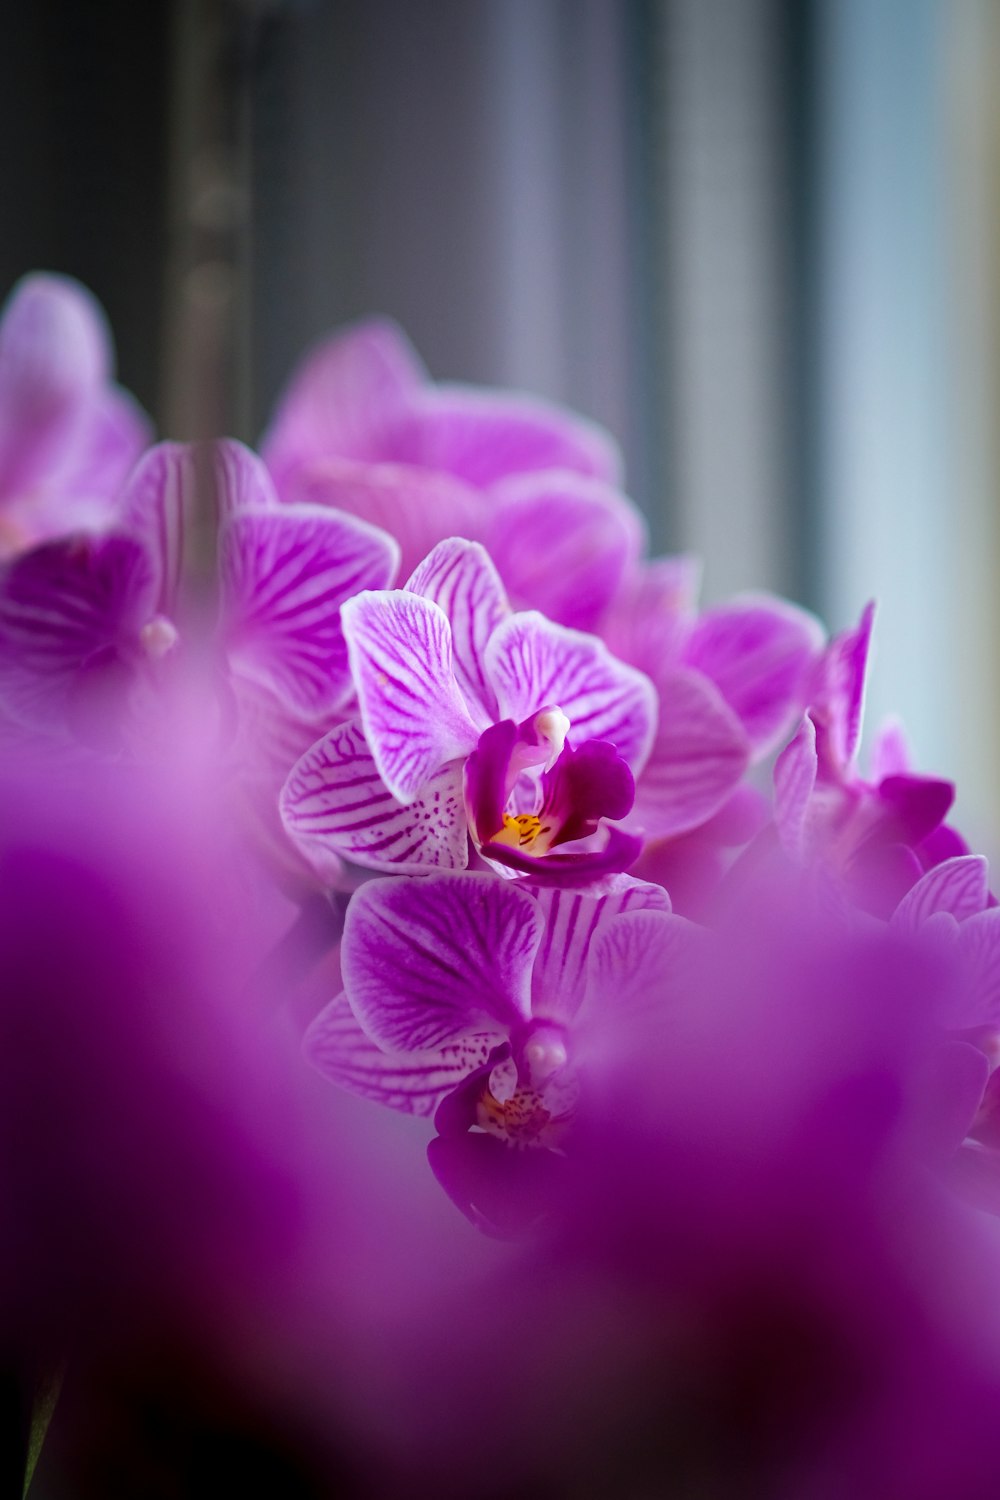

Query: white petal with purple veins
(304, 993), (498, 1116)
(892, 857), (990, 932)
(342, 590), (482, 802)
(485, 611), (656, 773)
(342, 872), (542, 1052)
(406, 538), (509, 721)
(119, 441), (198, 615)
(219, 504), (399, 718)
(528, 877), (671, 1023)
(281, 720), (468, 874)
(214, 438), (280, 516)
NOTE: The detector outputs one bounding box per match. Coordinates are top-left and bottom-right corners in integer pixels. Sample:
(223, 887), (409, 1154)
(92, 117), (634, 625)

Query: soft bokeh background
(2, 0), (998, 846)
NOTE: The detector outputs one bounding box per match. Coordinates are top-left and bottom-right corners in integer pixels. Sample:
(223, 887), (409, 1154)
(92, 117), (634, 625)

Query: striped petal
(892, 856), (990, 932)
(119, 441), (198, 615)
(214, 438), (280, 516)
(485, 611), (655, 773)
(406, 539), (509, 722)
(0, 532), (156, 732)
(219, 504), (399, 718)
(304, 993), (498, 1117)
(629, 667), (750, 839)
(342, 589), (481, 802)
(774, 713), (819, 862)
(527, 877), (671, 1023)
(342, 872), (542, 1052)
(578, 907), (703, 1052)
(281, 720), (468, 874)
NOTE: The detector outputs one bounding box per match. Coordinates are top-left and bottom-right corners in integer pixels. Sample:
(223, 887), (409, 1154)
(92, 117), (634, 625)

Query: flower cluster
(5, 272), (1000, 1495)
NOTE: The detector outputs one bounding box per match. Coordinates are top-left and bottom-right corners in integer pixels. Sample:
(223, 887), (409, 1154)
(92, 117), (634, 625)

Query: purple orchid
(0, 273), (150, 557)
(260, 318), (653, 631)
(602, 552), (827, 761)
(304, 868), (692, 1228)
(0, 439), (399, 772)
(773, 602), (961, 917)
(282, 536), (747, 883)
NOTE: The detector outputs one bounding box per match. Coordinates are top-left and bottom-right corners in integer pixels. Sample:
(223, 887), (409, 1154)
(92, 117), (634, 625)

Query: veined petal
(280, 720), (468, 874)
(892, 856), (990, 932)
(406, 538), (509, 721)
(527, 877), (671, 1023)
(960, 910), (1000, 1026)
(485, 471), (645, 632)
(290, 458), (485, 584)
(304, 993), (498, 1117)
(383, 385), (623, 488)
(485, 611), (655, 773)
(578, 907), (702, 1053)
(214, 438), (280, 516)
(219, 504), (399, 718)
(342, 589), (481, 802)
(261, 318), (426, 494)
(628, 667), (750, 839)
(0, 273), (111, 502)
(342, 872), (543, 1052)
(774, 713), (819, 862)
(0, 532), (157, 732)
(70, 385), (153, 503)
(683, 594), (826, 757)
(119, 441), (198, 615)
(824, 600), (875, 771)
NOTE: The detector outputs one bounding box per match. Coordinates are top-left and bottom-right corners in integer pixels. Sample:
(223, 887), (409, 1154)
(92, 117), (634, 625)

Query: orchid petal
(383, 385), (623, 488)
(0, 274), (111, 502)
(281, 720), (468, 874)
(304, 993), (498, 1116)
(479, 826), (643, 884)
(892, 857), (990, 932)
(683, 595), (825, 757)
(119, 441), (198, 615)
(0, 533), (156, 732)
(600, 555), (701, 678)
(486, 611), (655, 773)
(261, 319), (426, 494)
(341, 873), (542, 1051)
(578, 908), (702, 1052)
(773, 714), (818, 862)
(527, 877), (671, 1023)
(219, 504), (399, 717)
(406, 539), (510, 721)
(484, 471), (645, 632)
(868, 716), (912, 782)
(825, 600), (875, 770)
(70, 386), (153, 503)
(291, 458), (485, 583)
(960, 910), (1000, 1026)
(214, 437), (280, 516)
(341, 590), (481, 802)
(628, 667), (750, 839)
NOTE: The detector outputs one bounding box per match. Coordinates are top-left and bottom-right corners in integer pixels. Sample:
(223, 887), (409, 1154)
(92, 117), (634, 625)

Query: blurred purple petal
(219, 503), (399, 718)
(683, 594), (825, 756)
(822, 600), (876, 770)
(119, 440), (198, 614)
(406, 538), (509, 721)
(0, 272), (111, 502)
(292, 456), (485, 582)
(600, 554), (701, 677)
(342, 589), (482, 801)
(341, 872), (542, 1051)
(261, 318), (426, 494)
(774, 713), (819, 861)
(281, 719), (468, 874)
(485, 470), (645, 631)
(383, 385), (623, 488)
(486, 610), (655, 771)
(630, 667), (750, 838)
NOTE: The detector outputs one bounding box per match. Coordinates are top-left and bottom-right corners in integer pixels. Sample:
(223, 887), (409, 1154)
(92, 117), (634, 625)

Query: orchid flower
(304, 868), (693, 1227)
(281, 536), (752, 884)
(0, 273), (150, 557)
(773, 602), (959, 916)
(261, 318), (654, 637)
(0, 440), (399, 764)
